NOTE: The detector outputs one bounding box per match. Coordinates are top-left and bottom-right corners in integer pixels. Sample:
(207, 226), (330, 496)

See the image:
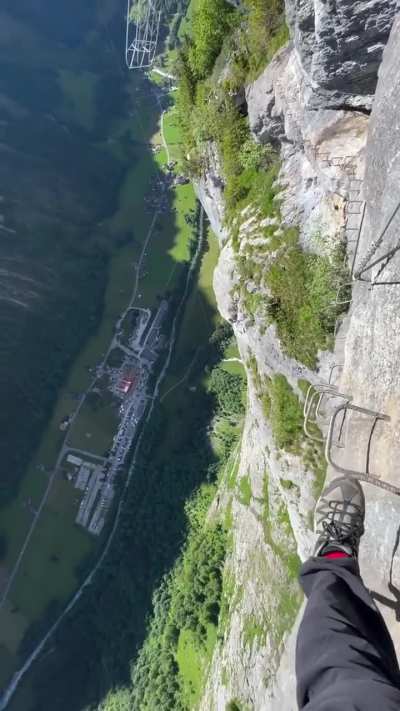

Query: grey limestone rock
(246, 42), (368, 251)
(194, 142), (228, 243)
(195, 7), (400, 711)
(246, 45), (292, 145)
(285, 0), (398, 109)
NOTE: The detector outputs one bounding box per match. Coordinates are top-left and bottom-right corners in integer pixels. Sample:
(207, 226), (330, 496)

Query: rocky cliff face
(285, 0), (397, 109)
(196, 2), (399, 709)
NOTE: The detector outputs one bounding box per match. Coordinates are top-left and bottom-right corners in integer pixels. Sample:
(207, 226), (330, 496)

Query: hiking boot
(314, 477), (365, 557)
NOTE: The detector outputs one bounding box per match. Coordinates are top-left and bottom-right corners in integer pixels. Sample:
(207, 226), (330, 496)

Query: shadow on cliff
(371, 524), (400, 622)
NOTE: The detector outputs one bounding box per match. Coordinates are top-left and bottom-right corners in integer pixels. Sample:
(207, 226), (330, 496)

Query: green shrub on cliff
(176, 0), (288, 167)
(266, 237), (347, 368)
(187, 0), (234, 79)
(268, 374), (304, 451)
(226, 0), (289, 88)
(177, 0), (346, 373)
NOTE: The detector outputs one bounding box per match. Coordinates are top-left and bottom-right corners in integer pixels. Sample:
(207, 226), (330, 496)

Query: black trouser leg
(296, 557), (400, 710)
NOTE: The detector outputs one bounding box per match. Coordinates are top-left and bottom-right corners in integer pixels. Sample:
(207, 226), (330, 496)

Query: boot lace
(317, 500), (364, 550)
(322, 520), (357, 549)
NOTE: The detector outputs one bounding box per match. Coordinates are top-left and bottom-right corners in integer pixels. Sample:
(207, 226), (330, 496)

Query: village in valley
(59, 299), (169, 536)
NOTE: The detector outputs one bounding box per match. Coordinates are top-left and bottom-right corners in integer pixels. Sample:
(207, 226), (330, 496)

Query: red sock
(323, 551), (351, 559)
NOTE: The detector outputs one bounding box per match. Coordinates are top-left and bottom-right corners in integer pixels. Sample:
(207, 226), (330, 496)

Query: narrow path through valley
(160, 110), (171, 164)
(160, 348), (200, 403)
(152, 68), (176, 80)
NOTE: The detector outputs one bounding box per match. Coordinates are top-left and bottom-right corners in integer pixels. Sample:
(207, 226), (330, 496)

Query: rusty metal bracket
(350, 201), (367, 277)
(328, 364), (342, 385)
(325, 402), (400, 496)
(322, 283), (353, 314)
(353, 200), (400, 285)
(304, 384), (351, 444)
(304, 389), (327, 442)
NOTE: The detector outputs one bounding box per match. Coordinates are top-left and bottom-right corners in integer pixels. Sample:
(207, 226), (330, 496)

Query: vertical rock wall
(285, 0), (397, 108)
(197, 3), (398, 708)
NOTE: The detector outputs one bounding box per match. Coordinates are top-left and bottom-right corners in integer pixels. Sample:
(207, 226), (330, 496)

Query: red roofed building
(117, 368), (139, 395)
